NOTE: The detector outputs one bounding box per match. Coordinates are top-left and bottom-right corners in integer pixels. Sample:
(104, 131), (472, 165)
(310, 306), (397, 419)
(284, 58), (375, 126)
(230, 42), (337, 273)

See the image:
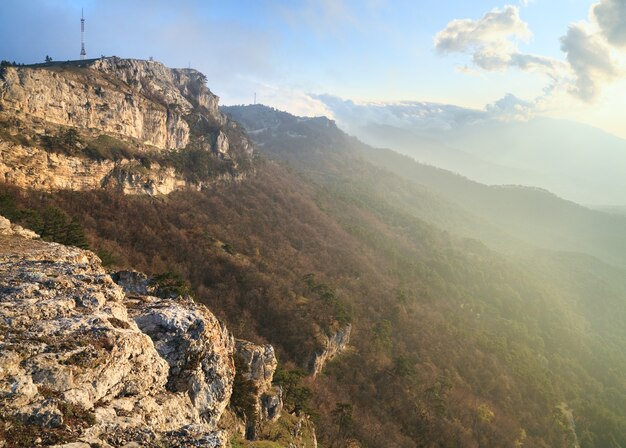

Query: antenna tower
(80, 9), (86, 60)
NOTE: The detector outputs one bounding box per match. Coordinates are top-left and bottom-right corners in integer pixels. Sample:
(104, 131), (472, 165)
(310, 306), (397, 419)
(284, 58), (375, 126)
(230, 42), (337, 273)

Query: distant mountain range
(313, 96), (626, 206)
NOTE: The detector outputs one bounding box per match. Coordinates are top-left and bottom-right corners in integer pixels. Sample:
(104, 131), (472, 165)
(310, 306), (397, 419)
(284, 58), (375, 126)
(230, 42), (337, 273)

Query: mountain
(221, 104), (626, 446)
(357, 122), (539, 185)
(224, 104), (626, 268)
(357, 145), (626, 268)
(314, 96), (626, 205)
(441, 117), (626, 206)
(1, 63), (625, 447)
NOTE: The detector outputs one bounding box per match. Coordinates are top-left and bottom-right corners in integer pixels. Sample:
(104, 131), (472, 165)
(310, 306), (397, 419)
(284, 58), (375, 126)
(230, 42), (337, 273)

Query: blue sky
(1, 0), (625, 137)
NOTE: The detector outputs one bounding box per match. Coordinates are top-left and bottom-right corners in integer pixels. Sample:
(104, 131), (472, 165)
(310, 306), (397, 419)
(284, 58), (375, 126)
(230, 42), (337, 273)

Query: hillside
(0, 65), (625, 447)
(224, 104), (626, 268)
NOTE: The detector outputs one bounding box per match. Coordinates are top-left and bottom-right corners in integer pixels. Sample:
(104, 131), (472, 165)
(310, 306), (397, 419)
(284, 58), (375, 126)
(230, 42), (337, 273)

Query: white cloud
(593, 0), (626, 47)
(560, 23), (621, 101)
(436, 1), (626, 103)
(434, 4), (564, 77)
(485, 93), (535, 120)
(311, 94), (489, 134)
(434, 5), (531, 54)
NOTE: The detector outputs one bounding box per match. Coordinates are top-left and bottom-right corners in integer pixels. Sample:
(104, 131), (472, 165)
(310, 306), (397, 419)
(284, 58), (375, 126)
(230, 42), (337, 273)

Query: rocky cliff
(234, 340), (283, 438)
(0, 58), (252, 195)
(308, 324), (351, 377)
(0, 215), (236, 446)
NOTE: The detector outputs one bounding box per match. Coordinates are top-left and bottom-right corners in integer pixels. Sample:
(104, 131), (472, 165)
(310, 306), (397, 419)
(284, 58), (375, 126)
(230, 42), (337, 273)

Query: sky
(1, 0), (626, 138)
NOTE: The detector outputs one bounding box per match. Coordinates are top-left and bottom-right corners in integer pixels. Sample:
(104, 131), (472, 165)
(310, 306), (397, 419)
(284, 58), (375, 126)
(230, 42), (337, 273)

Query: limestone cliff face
(234, 340), (283, 439)
(0, 141), (187, 195)
(0, 57), (252, 195)
(0, 58), (221, 150)
(308, 324), (352, 377)
(0, 215), (235, 447)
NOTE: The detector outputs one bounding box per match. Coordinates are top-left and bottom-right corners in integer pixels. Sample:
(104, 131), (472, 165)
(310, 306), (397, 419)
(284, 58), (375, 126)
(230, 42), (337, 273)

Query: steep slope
(2, 148), (625, 446)
(442, 117), (626, 206)
(315, 97), (626, 205)
(224, 104), (626, 268)
(358, 145), (626, 268)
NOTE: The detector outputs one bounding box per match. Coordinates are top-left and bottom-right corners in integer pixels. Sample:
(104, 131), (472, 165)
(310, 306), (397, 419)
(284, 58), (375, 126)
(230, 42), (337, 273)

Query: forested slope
(0, 107), (624, 447)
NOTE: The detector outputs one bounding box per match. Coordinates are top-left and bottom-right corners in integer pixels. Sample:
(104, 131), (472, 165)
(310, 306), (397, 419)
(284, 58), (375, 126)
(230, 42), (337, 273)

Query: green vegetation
(302, 273), (352, 326)
(167, 146), (235, 182)
(230, 412), (317, 448)
(273, 366), (313, 415)
(149, 271), (191, 298)
(0, 192), (89, 248)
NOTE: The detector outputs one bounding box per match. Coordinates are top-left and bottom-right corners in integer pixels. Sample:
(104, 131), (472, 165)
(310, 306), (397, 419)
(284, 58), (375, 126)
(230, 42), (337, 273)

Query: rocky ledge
(0, 216), (235, 447)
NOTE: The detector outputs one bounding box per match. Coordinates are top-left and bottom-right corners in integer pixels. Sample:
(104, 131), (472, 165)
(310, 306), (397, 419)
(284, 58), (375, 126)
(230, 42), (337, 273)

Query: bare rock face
(0, 215), (234, 447)
(110, 270), (150, 296)
(0, 58), (211, 150)
(231, 340), (283, 441)
(308, 324), (352, 377)
(234, 340), (283, 425)
(0, 141), (186, 195)
(235, 340), (277, 395)
(130, 296), (235, 428)
(0, 57), (253, 196)
(0, 214), (39, 239)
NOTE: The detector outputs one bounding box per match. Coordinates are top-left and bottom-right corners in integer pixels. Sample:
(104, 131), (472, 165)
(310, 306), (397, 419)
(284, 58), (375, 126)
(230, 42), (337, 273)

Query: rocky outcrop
(235, 341), (283, 425)
(0, 141), (186, 195)
(110, 270), (150, 296)
(0, 216), (235, 447)
(0, 58), (218, 150)
(308, 324), (352, 377)
(0, 57), (253, 195)
(0, 214), (39, 239)
(235, 341), (278, 398)
(130, 297), (235, 429)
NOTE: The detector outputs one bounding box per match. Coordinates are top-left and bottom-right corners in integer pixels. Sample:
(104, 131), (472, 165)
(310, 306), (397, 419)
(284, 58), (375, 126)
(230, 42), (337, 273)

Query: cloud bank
(560, 23), (620, 101)
(310, 93), (526, 137)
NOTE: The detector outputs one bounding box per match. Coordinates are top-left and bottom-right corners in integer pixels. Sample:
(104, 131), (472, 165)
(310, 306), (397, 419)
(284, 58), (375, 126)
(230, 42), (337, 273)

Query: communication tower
(80, 9), (86, 60)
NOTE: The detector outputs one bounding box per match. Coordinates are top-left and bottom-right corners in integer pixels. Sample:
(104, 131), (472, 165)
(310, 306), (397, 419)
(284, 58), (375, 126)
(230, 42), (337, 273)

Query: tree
(45, 55), (52, 63)
(332, 402), (354, 446)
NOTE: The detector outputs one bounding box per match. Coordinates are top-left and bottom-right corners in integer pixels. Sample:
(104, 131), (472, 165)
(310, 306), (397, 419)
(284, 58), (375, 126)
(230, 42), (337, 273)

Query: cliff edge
(0, 215), (235, 447)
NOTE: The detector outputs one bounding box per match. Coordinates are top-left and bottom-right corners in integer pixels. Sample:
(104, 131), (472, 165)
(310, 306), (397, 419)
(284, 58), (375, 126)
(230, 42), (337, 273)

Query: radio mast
(80, 9), (86, 60)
